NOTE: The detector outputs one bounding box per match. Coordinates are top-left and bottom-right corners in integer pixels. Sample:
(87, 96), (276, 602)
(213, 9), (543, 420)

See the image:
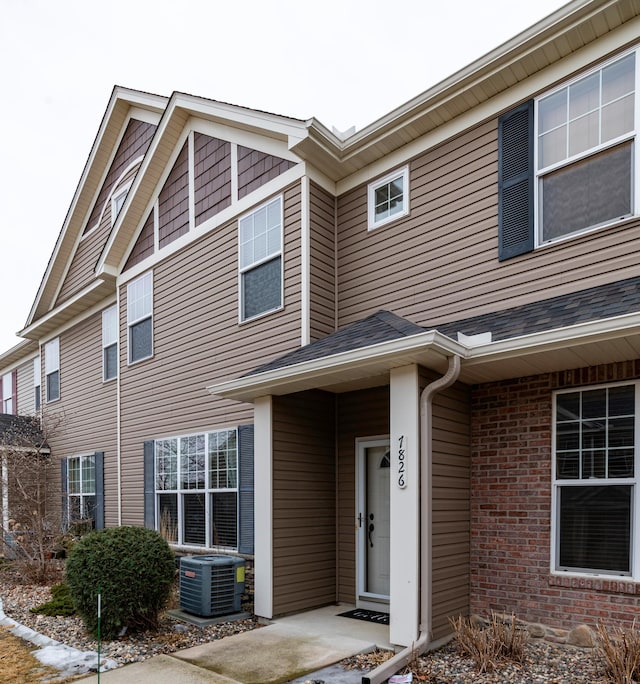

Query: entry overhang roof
(207, 312), (640, 402)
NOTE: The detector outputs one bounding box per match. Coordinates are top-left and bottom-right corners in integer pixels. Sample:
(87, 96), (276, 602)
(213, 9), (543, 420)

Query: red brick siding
(470, 361), (640, 629)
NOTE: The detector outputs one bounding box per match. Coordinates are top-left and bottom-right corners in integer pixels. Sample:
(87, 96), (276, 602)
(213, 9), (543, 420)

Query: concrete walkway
(78, 605), (392, 684)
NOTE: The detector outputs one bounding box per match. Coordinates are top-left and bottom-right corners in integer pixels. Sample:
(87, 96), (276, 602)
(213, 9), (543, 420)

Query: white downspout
(363, 354), (461, 684)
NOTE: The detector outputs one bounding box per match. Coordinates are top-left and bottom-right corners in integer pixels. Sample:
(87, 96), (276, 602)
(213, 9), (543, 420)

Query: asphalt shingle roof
(245, 276), (640, 377)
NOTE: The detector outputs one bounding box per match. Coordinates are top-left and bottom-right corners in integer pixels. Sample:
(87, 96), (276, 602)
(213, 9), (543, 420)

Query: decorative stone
(527, 623), (546, 638)
(566, 624), (595, 648)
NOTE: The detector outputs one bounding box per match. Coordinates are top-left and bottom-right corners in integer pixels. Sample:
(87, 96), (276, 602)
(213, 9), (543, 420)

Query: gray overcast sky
(0, 0), (566, 353)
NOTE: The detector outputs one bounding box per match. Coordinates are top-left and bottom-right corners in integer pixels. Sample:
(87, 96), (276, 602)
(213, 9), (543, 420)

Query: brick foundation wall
(470, 361), (640, 629)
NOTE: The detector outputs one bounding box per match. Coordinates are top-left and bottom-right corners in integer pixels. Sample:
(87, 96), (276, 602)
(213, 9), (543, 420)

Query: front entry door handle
(368, 522), (375, 548)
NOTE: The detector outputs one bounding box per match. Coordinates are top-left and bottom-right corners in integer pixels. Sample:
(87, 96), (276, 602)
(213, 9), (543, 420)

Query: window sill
(549, 573), (640, 595)
(535, 213), (638, 252)
(239, 304), (284, 326)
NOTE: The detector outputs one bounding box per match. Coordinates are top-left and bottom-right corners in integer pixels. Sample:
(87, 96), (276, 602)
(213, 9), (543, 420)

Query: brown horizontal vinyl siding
(194, 133), (231, 226)
(58, 164), (140, 304)
(336, 385), (389, 603)
(119, 182), (303, 527)
(158, 141), (190, 248)
(237, 146), (295, 199)
(84, 119), (156, 234)
(336, 118), (640, 330)
(44, 310), (118, 527)
(309, 181), (337, 341)
(124, 209), (155, 271)
(272, 390), (336, 615)
(423, 369), (471, 641)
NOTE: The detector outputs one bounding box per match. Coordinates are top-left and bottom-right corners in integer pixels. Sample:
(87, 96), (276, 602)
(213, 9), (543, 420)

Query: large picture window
(537, 51), (636, 244)
(155, 428), (238, 549)
(553, 383), (638, 577)
(239, 197), (282, 321)
(127, 271), (153, 363)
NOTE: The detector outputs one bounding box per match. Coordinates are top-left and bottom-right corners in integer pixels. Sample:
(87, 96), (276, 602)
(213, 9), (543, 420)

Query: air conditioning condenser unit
(179, 555), (245, 618)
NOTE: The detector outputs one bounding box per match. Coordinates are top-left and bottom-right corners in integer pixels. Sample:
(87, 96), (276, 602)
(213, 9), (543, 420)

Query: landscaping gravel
(0, 573), (607, 682)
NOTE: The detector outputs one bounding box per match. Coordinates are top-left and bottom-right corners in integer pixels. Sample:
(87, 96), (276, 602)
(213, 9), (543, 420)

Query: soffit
(0, 340), (38, 370)
(293, 0), (640, 181)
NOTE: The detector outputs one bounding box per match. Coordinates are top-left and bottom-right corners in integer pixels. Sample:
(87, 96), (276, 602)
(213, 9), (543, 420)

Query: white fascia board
(207, 331), (464, 399)
(465, 311), (640, 364)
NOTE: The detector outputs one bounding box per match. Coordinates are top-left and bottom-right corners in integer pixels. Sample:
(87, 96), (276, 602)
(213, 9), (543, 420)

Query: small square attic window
(368, 166), (409, 230)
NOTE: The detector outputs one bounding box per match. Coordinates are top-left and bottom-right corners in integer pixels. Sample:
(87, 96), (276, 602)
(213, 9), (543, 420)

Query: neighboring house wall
(118, 182), (304, 527)
(470, 361), (640, 630)
(43, 309), (117, 526)
(336, 116), (640, 330)
(336, 385), (389, 603)
(16, 357), (36, 416)
(272, 390), (336, 615)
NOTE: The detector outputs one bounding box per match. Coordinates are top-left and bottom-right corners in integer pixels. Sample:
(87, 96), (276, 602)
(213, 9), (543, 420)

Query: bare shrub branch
(596, 621), (640, 684)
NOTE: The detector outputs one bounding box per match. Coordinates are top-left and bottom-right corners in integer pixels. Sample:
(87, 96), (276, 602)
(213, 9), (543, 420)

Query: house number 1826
(397, 434), (407, 488)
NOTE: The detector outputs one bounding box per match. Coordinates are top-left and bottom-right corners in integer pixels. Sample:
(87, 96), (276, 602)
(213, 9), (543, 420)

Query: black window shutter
(237, 424), (254, 554)
(94, 451), (104, 530)
(60, 458), (68, 530)
(498, 99), (534, 260)
(143, 440), (155, 529)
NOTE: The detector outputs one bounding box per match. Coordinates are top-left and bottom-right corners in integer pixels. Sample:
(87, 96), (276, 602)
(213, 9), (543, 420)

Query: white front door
(357, 438), (391, 604)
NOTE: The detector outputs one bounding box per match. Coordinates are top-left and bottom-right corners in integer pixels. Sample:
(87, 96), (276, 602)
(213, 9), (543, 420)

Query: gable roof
(21, 87), (167, 339)
(247, 310), (425, 376)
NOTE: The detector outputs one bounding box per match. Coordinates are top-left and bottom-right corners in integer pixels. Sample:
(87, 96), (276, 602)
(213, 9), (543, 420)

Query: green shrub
(65, 526), (175, 639)
(31, 582), (75, 617)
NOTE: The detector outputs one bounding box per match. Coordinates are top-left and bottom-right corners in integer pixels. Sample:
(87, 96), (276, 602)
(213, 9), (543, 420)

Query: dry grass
(450, 613), (528, 673)
(596, 621), (640, 684)
(0, 625), (59, 683)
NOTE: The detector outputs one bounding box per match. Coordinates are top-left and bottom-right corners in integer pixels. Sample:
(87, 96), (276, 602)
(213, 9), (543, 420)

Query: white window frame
(535, 47), (639, 247)
(33, 357), (41, 411)
(127, 271), (153, 364)
(44, 338), (60, 403)
(2, 372), (12, 414)
(367, 166), (410, 230)
(154, 428), (239, 550)
(67, 454), (97, 526)
(238, 196), (284, 323)
(102, 305), (118, 381)
(551, 381), (640, 580)
(111, 183), (131, 224)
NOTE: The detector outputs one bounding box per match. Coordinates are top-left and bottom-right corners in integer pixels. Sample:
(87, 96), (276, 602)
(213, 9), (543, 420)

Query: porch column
(254, 395), (273, 619)
(389, 364), (420, 646)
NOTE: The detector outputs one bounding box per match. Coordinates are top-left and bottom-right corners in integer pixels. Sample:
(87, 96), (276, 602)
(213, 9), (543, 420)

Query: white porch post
(253, 395), (273, 619)
(389, 364), (420, 646)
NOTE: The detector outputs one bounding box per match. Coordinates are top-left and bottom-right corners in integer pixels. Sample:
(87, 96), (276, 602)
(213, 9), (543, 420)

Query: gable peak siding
(158, 140), (190, 249)
(57, 163), (142, 305)
(84, 118), (156, 235)
(194, 133), (231, 226)
(237, 146), (295, 200)
(124, 209), (155, 271)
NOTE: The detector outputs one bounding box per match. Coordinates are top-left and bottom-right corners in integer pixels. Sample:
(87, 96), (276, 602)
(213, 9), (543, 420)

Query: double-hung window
(239, 197), (283, 321)
(44, 338), (60, 402)
(537, 50), (636, 244)
(367, 166), (409, 230)
(2, 372), (12, 414)
(33, 357), (41, 411)
(553, 383), (638, 577)
(127, 271), (153, 363)
(155, 429), (238, 549)
(67, 454), (96, 526)
(102, 305), (118, 381)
